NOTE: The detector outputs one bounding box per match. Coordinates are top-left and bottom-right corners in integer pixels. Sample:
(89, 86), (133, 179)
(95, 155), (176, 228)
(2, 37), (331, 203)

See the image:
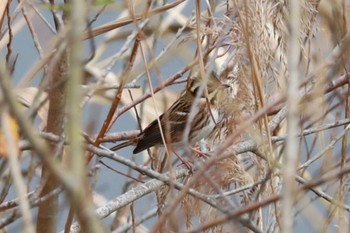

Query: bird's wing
(165, 94), (193, 141)
(133, 92), (194, 153)
(133, 119), (163, 153)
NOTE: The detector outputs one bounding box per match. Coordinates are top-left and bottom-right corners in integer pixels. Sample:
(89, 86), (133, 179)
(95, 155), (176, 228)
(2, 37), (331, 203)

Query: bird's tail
(110, 140), (134, 151)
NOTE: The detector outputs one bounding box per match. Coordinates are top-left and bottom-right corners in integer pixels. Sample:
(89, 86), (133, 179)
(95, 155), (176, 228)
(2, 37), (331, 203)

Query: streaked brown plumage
(111, 73), (229, 154)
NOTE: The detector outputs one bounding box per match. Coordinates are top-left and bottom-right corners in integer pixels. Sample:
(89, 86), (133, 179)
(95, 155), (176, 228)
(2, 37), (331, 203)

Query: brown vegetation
(0, 0), (350, 232)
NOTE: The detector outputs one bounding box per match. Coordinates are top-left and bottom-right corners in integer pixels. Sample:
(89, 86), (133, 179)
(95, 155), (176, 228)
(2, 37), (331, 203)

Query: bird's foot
(173, 151), (193, 172)
(190, 147), (210, 158)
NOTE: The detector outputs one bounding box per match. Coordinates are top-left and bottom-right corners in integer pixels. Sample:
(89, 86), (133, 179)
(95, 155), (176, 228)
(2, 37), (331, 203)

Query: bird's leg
(173, 150), (193, 172)
(190, 147), (210, 158)
(199, 139), (207, 152)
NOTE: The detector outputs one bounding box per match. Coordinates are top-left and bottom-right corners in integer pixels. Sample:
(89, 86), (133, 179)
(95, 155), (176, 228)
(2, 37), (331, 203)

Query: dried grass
(1, 0), (350, 232)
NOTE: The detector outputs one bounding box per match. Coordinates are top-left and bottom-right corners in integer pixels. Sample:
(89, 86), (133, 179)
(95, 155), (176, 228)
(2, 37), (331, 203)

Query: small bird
(111, 72), (230, 154)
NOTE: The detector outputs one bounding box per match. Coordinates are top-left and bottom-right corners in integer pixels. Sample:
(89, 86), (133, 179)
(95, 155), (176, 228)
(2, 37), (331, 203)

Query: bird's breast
(188, 106), (219, 144)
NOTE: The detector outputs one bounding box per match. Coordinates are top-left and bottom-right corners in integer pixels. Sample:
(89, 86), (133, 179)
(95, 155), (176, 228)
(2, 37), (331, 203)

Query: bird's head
(190, 71), (231, 104)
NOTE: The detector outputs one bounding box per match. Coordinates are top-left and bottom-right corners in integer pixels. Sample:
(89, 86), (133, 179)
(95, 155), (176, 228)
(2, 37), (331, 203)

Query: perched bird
(111, 72), (230, 154)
